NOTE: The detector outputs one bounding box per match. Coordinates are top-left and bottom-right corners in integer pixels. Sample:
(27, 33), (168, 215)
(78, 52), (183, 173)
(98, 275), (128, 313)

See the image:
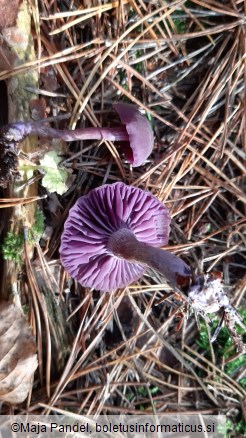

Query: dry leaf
(40, 65), (58, 92)
(29, 98), (47, 121)
(0, 301), (37, 404)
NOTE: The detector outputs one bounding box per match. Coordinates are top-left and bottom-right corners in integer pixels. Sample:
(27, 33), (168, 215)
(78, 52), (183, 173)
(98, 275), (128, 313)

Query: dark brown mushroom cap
(114, 103), (154, 167)
(60, 182), (170, 292)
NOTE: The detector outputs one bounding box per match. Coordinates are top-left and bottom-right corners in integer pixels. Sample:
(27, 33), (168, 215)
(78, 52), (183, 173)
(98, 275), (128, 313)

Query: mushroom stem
(0, 121), (129, 144)
(108, 228), (191, 288)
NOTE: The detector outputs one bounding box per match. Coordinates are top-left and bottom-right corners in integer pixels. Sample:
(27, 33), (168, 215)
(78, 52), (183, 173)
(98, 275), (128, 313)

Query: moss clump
(197, 312), (246, 376)
(1, 206), (45, 261)
(2, 232), (24, 262)
(31, 205), (45, 242)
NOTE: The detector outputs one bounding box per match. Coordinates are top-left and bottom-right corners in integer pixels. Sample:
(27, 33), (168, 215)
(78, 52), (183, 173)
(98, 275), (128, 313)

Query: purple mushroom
(113, 103), (154, 167)
(0, 103), (153, 167)
(60, 182), (191, 292)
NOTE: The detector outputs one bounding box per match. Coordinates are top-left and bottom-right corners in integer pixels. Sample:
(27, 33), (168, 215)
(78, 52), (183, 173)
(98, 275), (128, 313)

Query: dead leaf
(29, 98), (47, 121)
(40, 65), (58, 92)
(0, 301), (37, 404)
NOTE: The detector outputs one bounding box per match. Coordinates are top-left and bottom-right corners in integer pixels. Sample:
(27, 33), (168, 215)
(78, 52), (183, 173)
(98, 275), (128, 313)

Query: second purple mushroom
(0, 103), (154, 167)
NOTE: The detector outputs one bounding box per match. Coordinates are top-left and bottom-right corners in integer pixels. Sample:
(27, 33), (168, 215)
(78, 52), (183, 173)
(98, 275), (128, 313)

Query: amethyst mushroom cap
(60, 182), (170, 292)
(113, 103), (154, 167)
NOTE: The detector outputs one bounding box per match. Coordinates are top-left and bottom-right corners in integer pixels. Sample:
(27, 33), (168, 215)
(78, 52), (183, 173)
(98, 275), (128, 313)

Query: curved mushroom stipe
(60, 182), (172, 292)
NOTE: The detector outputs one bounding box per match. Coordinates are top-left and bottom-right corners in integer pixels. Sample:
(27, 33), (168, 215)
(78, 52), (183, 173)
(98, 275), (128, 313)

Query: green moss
(235, 419), (246, 436)
(22, 304), (30, 315)
(197, 313), (246, 377)
(239, 378), (246, 389)
(2, 232), (24, 262)
(197, 318), (246, 436)
(137, 386), (158, 397)
(219, 417), (246, 437)
(1, 206), (45, 261)
(31, 205), (45, 242)
(172, 17), (188, 34)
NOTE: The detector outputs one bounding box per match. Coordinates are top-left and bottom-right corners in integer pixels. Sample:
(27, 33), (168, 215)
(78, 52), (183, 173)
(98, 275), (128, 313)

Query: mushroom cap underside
(60, 182), (170, 291)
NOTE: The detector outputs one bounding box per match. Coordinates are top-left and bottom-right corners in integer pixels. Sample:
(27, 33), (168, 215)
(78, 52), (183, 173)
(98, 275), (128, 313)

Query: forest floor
(0, 0), (245, 436)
